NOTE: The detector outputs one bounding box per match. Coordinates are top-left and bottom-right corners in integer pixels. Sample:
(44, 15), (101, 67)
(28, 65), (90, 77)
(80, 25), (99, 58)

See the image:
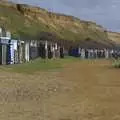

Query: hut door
(0, 45), (2, 65)
(6, 44), (11, 65)
(2, 45), (7, 65)
(25, 42), (29, 62)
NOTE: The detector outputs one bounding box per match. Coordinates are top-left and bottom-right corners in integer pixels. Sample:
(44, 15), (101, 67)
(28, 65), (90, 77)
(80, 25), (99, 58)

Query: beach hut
(25, 40), (30, 62)
(29, 40), (39, 60)
(0, 37), (10, 65)
(39, 41), (46, 59)
(9, 40), (18, 64)
(17, 40), (25, 64)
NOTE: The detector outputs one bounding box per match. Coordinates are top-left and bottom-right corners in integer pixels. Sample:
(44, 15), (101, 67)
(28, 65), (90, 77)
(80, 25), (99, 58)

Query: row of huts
(0, 28), (64, 65)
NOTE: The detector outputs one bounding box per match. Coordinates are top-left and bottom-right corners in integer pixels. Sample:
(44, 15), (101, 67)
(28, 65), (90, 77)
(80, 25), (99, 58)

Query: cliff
(107, 32), (120, 44)
(0, 0), (119, 48)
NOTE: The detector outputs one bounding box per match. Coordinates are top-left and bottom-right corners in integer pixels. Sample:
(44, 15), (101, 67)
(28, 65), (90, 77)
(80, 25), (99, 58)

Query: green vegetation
(0, 57), (79, 74)
(113, 59), (120, 68)
(0, 1), (112, 47)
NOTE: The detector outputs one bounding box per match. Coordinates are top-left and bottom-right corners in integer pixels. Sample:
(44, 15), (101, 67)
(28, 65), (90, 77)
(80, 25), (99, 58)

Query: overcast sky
(9, 0), (120, 32)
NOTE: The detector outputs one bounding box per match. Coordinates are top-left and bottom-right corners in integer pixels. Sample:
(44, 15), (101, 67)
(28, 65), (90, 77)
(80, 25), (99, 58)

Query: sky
(9, 0), (120, 32)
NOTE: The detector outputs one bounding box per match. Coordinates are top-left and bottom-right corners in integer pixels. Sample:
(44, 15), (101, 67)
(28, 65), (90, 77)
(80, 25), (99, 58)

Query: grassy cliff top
(0, 0), (117, 48)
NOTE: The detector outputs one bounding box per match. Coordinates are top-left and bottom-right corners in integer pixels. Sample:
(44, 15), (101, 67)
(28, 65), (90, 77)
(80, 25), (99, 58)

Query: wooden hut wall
(13, 40), (19, 64)
(29, 40), (39, 60)
(0, 38), (10, 65)
(21, 42), (25, 63)
(14, 49), (19, 64)
(10, 40), (18, 64)
(38, 41), (61, 59)
(10, 40), (15, 64)
(25, 41), (30, 62)
(48, 44), (53, 59)
(18, 41), (25, 63)
(0, 44), (2, 64)
(2, 44), (7, 65)
(39, 42), (46, 58)
(6, 43), (11, 64)
(29, 47), (39, 59)
(39, 41), (51, 59)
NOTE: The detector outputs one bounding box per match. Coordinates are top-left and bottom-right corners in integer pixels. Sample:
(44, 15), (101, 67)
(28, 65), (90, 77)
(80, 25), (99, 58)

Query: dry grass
(0, 1), (110, 44)
(0, 59), (120, 120)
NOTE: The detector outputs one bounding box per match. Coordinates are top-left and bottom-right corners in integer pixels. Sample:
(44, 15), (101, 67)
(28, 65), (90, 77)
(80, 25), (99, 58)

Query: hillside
(107, 32), (120, 44)
(0, 0), (118, 48)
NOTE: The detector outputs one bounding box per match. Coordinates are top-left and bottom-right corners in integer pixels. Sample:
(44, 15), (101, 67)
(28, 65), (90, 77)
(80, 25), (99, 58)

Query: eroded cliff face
(15, 3), (106, 32)
(107, 32), (120, 45)
(0, 0), (119, 48)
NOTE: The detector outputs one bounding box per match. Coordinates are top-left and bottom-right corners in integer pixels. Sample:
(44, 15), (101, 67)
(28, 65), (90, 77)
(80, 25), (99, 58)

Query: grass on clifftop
(0, 3), (109, 42)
